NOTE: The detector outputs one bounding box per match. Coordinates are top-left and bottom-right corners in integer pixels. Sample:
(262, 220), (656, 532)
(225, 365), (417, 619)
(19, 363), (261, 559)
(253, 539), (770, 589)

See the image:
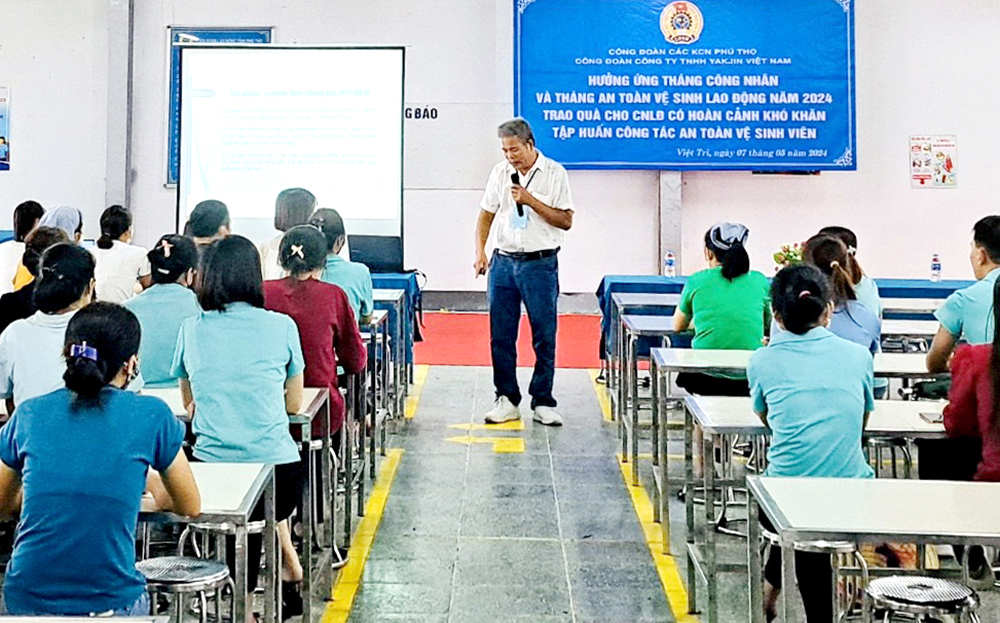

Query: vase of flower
(773, 242), (804, 271)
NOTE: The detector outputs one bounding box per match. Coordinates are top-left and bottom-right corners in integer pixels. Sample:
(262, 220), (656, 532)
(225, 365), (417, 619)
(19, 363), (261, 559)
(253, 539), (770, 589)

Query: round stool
(178, 520), (266, 559)
(761, 529), (870, 622)
(866, 438), (913, 479)
(138, 556), (233, 623)
(864, 576), (981, 622)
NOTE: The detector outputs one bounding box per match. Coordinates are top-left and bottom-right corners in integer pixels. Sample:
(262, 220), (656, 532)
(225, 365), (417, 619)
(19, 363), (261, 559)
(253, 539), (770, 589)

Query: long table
(374, 288), (406, 420)
(747, 476), (1000, 623)
(371, 273), (420, 383)
(143, 387), (330, 623)
(140, 463), (275, 623)
(680, 397), (946, 623)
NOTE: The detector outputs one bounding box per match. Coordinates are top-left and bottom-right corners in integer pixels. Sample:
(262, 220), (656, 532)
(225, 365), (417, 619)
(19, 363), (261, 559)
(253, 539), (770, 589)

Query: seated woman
(0, 243), (95, 412)
(748, 265), (875, 622)
(0, 302), (200, 616)
(818, 225), (883, 318)
(310, 208), (373, 324)
(124, 234), (200, 388)
(172, 235), (306, 619)
(264, 225), (366, 443)
(0, 226), (69, 335)
(673, 222), (770, 395)
(92, 205), (152, 303)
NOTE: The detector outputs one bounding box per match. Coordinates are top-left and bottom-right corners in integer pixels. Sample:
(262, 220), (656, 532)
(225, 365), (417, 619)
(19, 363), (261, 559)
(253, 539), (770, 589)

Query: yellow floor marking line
(447, 420), (526, 431)
(322, 448), (404, 623)
(404, 364), (430, 419)
(618, 455), (699, 623)
(445, 435), (525, 453)
(588, 368), (613, 422)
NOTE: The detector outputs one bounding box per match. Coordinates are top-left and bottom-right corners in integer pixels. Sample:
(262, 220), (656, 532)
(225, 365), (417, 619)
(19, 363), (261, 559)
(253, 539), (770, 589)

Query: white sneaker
(532, 406), (563, 426)
(484, 396), (521, 424)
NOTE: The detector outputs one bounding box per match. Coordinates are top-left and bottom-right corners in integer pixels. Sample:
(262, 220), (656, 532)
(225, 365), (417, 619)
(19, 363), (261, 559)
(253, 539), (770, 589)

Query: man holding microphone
(474, 118), (575, 426)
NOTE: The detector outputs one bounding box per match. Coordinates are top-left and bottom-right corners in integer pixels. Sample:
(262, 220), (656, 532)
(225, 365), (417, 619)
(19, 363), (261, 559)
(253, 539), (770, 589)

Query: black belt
(497, 247), (560, 261)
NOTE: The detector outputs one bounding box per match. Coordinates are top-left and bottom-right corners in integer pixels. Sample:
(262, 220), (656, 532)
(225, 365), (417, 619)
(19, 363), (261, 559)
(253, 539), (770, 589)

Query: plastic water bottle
(930, 253), (942, 283)
(663, 251), (677, 277)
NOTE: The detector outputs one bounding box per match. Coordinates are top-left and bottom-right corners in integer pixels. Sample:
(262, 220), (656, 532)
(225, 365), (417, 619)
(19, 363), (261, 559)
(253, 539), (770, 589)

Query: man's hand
(510, 185), (535, 208)
(474, 252), (489, 278)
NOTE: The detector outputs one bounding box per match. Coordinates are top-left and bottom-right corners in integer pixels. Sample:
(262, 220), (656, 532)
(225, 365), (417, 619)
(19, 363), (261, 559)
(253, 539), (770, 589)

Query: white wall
(128, 0), (659, 292)
(0, 0), (109, 233)
(681, 1), (1000, 281)
(6, 1), (1000, 289)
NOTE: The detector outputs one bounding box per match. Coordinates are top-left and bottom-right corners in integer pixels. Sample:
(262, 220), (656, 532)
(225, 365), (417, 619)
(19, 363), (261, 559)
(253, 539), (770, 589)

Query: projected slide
(178, 46), (403, 240)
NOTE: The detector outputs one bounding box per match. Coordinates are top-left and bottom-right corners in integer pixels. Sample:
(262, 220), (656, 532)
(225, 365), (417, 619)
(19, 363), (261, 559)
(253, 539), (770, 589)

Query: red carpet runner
(413, 312), (601, 368)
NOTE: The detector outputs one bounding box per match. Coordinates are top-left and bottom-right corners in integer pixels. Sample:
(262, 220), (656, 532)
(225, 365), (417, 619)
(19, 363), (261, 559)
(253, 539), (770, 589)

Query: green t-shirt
(679, 267), (771, 352)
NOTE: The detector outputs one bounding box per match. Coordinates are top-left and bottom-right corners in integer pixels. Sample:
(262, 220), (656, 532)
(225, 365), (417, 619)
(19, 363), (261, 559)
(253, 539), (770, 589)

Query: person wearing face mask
(123, 235), (201, 388)
(474, 118), (575, 427)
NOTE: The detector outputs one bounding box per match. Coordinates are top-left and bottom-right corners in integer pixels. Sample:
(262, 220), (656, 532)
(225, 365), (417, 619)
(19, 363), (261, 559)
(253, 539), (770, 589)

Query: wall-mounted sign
(514, 0), (857, 171)
(910, 135), (956, 189)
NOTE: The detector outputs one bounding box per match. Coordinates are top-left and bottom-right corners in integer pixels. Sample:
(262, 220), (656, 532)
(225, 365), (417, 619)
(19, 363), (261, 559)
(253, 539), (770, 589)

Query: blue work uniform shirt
(934, 267), (1000, 344)
(748, 326), (875, 479)
(320, 254), (373, 323)
(0, 388), (184, 615)
(171, 303), (304, 464)
(124, 283), (201, 388)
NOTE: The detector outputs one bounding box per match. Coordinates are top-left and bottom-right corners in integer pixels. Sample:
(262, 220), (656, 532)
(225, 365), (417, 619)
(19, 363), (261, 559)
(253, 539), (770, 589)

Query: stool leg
(890, 447), (898, 479)
(199, 591), (208, 623)
(216, 588), (223, 623)
(173, 594), (183, 623)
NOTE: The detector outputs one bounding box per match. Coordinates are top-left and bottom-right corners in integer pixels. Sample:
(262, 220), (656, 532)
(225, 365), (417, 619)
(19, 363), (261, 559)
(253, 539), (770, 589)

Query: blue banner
(514, 0), (855, 170)
(166, 27), (272, 185)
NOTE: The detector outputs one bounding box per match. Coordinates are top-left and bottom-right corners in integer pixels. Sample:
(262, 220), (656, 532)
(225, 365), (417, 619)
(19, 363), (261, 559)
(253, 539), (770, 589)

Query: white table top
(685, 395), (946, 439)
(612, 293), (681, 308)
(141, 462), (271, 523)
(143, 387), (324, 420)
(880, 319), (938, 339)
(651, 348), (945, 379)
(882, 298), (945, 313)
(373, 288), (405, 302)
(749, 476), (1000, 545)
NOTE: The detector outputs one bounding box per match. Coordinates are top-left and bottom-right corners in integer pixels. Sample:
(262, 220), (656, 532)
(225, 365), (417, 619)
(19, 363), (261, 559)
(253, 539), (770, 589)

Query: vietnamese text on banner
(514, 0), (856, 171)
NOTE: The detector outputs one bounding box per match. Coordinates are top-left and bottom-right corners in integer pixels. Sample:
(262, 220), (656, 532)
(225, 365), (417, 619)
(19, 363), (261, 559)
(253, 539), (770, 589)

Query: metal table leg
(630, 333), (640, 486)
(685, 398), (698, 614)
(263, 468), (277, 623)
(748, 496), (764, 623)
(300, 427), (313, 623)
(703, 430), (718, 623)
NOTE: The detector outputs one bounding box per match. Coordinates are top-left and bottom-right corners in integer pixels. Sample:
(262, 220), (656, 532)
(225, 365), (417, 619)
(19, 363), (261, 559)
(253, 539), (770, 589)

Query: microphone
(511, 173), (524, 217)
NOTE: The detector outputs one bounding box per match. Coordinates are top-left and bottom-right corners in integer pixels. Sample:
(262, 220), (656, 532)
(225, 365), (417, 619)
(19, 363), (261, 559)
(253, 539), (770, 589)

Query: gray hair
(497, 118), (534, 145)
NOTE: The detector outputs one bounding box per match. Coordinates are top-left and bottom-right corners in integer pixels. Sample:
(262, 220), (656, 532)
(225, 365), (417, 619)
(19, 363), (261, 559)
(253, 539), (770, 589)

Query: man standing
(474, 119), (574, 426)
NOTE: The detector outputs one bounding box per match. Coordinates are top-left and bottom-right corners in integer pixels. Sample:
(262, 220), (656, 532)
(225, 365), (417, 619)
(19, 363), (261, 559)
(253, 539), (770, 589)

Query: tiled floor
(328, 366), (1000, 623)
(344, 366), (674, 623)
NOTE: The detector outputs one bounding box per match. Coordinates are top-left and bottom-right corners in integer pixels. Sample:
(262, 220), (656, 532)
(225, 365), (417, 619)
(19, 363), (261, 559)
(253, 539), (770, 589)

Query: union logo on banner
(660, 1), (704, 45)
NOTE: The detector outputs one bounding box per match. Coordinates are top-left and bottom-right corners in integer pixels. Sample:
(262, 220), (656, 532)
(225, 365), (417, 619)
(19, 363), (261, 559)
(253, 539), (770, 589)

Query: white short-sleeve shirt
(92, 240), (151, 303)
(0, 241), (25, 296)
(479, 151), (574, 253)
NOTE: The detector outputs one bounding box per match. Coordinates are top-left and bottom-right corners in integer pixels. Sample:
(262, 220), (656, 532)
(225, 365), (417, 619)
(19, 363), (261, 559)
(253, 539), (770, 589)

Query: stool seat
(761, 528), (858, 554)
(867, 576), (977, 607)
(138, 556), (229, 589)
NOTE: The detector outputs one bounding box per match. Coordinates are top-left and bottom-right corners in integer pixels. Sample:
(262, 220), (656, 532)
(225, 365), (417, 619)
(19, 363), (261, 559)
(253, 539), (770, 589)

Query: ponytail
(279, 225), (327, 276)
(803, 234), (856, 306)
(818, 226), (864, 285)
(97, 205), (131, 250)
(148, 234), (198, 285)
(720, 241), (750, 281)
(771, 264), (831, 335)
(63, 302), (140, 405)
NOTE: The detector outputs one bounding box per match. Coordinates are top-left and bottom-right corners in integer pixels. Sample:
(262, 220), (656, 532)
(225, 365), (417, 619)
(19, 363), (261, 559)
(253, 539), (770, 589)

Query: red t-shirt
(944, 344), (1000, 482)
(264, 277), (366, 435)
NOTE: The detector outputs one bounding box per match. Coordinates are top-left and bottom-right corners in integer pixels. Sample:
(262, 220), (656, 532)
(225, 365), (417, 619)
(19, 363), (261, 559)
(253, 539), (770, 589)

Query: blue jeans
(4, 590), (150, 617)
(487, 251), (559, 409)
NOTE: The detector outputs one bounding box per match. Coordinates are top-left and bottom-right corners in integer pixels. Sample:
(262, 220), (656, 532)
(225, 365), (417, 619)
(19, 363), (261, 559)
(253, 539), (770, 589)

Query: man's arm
(926, 325), (958, 373)
(474, 210), (496, 277)
(512, 186), (573, 230)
